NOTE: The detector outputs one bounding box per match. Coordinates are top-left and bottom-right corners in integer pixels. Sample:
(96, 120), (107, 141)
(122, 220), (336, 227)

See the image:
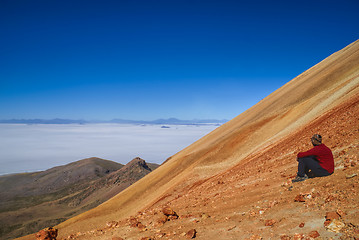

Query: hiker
(292, 134), (334, 183)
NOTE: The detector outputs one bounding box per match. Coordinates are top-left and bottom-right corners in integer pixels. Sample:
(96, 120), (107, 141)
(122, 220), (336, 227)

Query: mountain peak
(122, 157), (152, 172)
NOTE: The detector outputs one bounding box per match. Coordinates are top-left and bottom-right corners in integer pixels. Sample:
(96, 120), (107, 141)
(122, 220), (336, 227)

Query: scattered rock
(293, 233), (304, 240)
(157, 214), (168, 225)
(137, 222), (147, 231)
(162, 206), (177, 216)
(140, 237), (153, 240)
(280, 235), (291, 240)
(325, 219), (345, 233)
(325, 195), (337, 203)
(264, 219), (276, 226)
(294, 194), (306, 202)
(186, 229), (197, 239)
(129, 217), (139, 227)
(112, 237), (124, 240)
(35, 227), (58, 240)
(308, 230), (320, 238)
(227, 225), (236, 231)
(106, 221), (119, 228)
(201, 213), (210, 219)
(325, 211), (340, 221)
(248, 235), (262, 240)
(346, 173), (358, 179)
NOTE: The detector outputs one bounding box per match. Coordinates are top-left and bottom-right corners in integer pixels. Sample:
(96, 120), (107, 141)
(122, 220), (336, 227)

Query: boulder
(162, 206), (178, 217)
(308, 230), (320, 238)
(186, 229), (197, 239)
(35, 227), (58, 240)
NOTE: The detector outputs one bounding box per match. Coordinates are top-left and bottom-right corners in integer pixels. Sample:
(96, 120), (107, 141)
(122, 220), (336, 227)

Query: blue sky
(1, 0), (358, 121)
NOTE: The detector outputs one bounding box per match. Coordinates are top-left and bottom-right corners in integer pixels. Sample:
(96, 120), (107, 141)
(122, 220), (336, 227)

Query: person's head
(311, 134), (322, 146)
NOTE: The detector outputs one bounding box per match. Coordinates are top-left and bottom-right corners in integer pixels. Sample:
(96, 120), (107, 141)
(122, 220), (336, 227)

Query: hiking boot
(292, 175), (308, 183)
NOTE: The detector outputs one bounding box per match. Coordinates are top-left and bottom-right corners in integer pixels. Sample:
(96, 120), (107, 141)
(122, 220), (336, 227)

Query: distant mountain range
(0, 118), (227, 125)
(0, 157), (159, 240)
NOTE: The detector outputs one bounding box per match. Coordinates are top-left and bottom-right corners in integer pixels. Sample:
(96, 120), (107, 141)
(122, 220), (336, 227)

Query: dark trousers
(297, 156), (331, 178)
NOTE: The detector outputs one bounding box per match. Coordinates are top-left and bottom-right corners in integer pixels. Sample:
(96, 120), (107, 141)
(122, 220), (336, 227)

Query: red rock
(186, 229), (197, 239)
(294, 194), (306, 202)
(324, 220), (331, 227)
(35, 227), (58, 240)
(129, 217), (138, 226)
(299, 222), (305, 228)
(162, 206), (178, 217)
(293, 233), (304, 240)
(157, 215), (168, 225)
(308, 230), (320, 238)
(137, 222), (146, 231)
(325, 211), (340, 220)
(264, 219), (276, 226)
(325, 195), (336, 203)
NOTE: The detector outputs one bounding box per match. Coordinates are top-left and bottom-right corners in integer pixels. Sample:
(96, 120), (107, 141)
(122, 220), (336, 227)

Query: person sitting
(292, 134), (334, 183)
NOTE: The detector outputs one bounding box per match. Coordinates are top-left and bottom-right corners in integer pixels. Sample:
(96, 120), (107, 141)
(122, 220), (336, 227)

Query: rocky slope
(0, 157), (158, 240)
(18, 40), (359, 240)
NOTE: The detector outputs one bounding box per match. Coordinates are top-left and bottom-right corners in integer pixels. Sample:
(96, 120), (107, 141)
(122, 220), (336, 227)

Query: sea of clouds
(0, 123), (219, 175)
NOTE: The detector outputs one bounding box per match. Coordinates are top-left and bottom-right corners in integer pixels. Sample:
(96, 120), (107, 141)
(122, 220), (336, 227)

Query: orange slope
(18, 40), (359, 239)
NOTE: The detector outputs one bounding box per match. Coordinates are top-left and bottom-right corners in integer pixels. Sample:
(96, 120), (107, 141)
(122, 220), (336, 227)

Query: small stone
(325, 211), (340, 221)
(325, 195), (336, 203)
(326, 219), (345, 233)
(264, 219), (276, 226)
(107, 221), (118, 228)
(162, 206), (177, 216)
(248, 235), (262, 240)
(186, 229), (197, 239)
(137, 222), (147, 231)
(140, 237), (153, 240)
(308, 230), (320, 238)
(280, 235), (291, 240)
(227, 225), (236, 231)
(201, 213), (210, 219)
(293, 233), (304, 240)
(294, 194), (306, 202)
(346, 173), (358, 179)
(157, 215), (168, 225)
(324, 220), (331, 227)
(112, 237), (124, 240)
(299, 222), (305, 228)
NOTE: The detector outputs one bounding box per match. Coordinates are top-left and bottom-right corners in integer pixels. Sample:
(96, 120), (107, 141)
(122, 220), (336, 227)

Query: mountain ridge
(0, 157), (159, 240)
(0, 118), (227, 125)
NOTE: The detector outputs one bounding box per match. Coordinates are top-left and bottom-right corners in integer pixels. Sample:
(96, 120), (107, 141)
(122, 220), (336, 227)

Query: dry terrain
(17, 40), (359, 240)
(0, 157), (158, 239)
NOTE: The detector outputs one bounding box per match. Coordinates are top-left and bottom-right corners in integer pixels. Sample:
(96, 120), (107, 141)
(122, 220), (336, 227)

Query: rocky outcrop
(35, 227), (57, 240)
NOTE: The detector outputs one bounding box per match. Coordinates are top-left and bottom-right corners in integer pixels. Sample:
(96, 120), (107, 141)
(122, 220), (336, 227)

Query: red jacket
(297, 144), (334, 174)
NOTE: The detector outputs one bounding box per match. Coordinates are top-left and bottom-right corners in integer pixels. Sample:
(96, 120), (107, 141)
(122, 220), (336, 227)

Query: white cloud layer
(0, 124), (218, 175)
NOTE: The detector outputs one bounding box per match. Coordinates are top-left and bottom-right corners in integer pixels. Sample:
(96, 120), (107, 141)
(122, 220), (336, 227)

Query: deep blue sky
(1, 0), (358, 121)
